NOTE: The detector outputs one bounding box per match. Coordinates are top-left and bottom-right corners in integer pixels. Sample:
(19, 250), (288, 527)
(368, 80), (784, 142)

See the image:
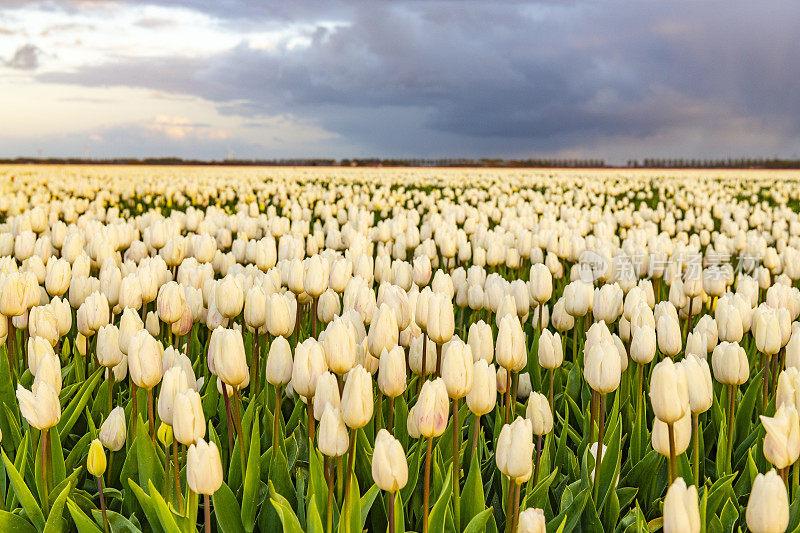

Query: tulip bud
(663, 478), (701, 533)
(323, 316), (357, 375)
(412, 255), (432, 287)
(467, 320), (493, 363)
(652, 411), (691, 457)
(525, 392), (553, 435)
(267, 292), (296, 338)
(158, 367), (189, 426)
(584, 338), (621, 394)
(97, 324), (123, 368)
(426, 293), (455, 345)
(537, 329), (562, 369)
(34, 352), (62, 393)
(415, 378), (449, 438)
(529, 263), (552, 304)
(118, 307), (144, 355)
(128, 330), (164, 390)
(656, 313), (682, 357)
(208, 326), (248, 388)
(99, 406), (127, 451)
(754, 308), (782, 355)
(760, 404), (800, 469)
(746, 469), (789, 533)
(292, 338), (327, 398)
(368, 303), (399, 358)
(266, 336), (293, 387)
(681, 354), (713, 414)
(496, 416), (534, 482)
(17, 382), (60, 430)
(517, 508), (546, 533)
(466, 360), (496, 416)
(318, 405), (349, 457)
(27, 335), (55, 376)
(441, 337), (473, 399)
(157, 281), (185, 325)
(28, 306), (58, 346)
(187, 439), (223, 495)
(649, 358), (689, 424)
(173, 389), (206, 445)
(215, 276), (244, 320)
(317, 289), (340, 324)
(313, 372), (341, 420)
(45, 257), (72, 297)
(711, 341), (749, 386)
(378, 345), (407, 398)
(87, 439), (107, 477)
(341, 365), (373, 428)
(304, 255), (329, 298)
(496, 314), (526, 372)
(144, 311), (160, 337)
(158, 423), (173, 447)
(0, 272), (27, 316)
(372, 429), (408, 492)
(409, 333), (437, 377)
(118, 274), (143, 311)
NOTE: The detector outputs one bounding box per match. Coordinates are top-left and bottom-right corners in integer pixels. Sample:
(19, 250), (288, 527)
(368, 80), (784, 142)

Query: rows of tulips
(1, 166), (800, 532)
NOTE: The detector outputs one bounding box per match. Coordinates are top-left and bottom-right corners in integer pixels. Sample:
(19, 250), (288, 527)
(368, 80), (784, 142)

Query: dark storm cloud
(28, 0), (800, 157)
(5, 43), (41, 70)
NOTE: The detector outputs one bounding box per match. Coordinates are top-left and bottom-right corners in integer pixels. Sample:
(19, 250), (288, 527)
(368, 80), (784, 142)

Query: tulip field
(4, 165), (800, 533)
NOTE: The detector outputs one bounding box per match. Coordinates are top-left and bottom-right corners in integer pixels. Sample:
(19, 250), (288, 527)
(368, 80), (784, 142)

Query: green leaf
(147, 480), (183, 533)
(126, 479), (165, 533)
(43, 481), (72, 533)
(90, 510), (141, 533)
(464, 507), (494, 533)
(267, 482), (303, 533)
(135, 414), (164, 492)
(2, 450), (45, 532)
(66, 499), (104, 533)
(241, 412), (261, 533)
(58, 368), (103, 437)
(428, 465), (452, 533)
(307, 444), (327, 522)
(212, 482), (246, 533)
(359, 483), (380, 530)
(461, 449), (485, 530)
(0, 510), (38, 533)
(548, 487), (589, 533)
(269, 445), (296, 508)
(48, 429), (66, 488)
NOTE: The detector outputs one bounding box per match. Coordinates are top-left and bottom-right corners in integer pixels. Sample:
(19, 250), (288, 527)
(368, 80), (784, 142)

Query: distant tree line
(626, 158), (800, 169)
(2, 156), (799, 169)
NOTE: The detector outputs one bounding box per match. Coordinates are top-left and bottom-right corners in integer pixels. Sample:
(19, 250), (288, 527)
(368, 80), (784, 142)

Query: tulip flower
(497, 417), (534, 532)
(88, 438), (110, 532)
(712, 341), (749, 473)
(372, 429), (408, 533)
(760, 404), (800, 470)
(663, 478), (700, 533)
(650, 358), (689, 484)
(681, 354), (713, 481)
(187, 439), (224, 533)
(517, 507), (546, 533)
(746, 470), (789, 533)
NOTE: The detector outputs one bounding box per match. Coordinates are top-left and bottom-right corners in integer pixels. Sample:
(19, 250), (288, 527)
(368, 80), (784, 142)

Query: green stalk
(692, 413), (700, 485)
(452, 397), (461, 531)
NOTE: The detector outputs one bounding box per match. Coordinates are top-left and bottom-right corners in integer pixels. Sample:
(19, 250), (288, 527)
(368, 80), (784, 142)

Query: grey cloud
(5, 43), (40, 70)
(23, 0), (800, 159)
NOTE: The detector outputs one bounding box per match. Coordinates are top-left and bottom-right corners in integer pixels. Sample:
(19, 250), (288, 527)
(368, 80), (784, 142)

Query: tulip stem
(547, 369), (554, 410)
(388, 491), (396, 533)
(635, 362), (643, 422)
(146, 388), (156, 445)
(667, 421), (677, 485)
(422, 436), (433, 533)
(308, 397), (316, 444)
(130, 383), (138, 441)
(511, 482), (522, 533)
(387, 396), (394, 432)
(273, 385), (282, 453)
(435, 343), (442, 377)
(452, 397), (461, 531)
(763, 354), (770, 412)
(107, 376), (114, 417)
(312, 297), (318, 339)
(533, 433), (542, 487)
(726, 384), (736, 475)
(376, 391), (383, 433)
(204, 494), (211, 533)
(471, 415), (481, 459)
(173, 439), (184, 513)
(97, 476), (110, 533)
(41, 428), (49, 513)
(505, 476), (514, 533)
(344, 427), (357, 518)
(593, 393), (605, 504)
(692, 413), (700, 485)
(222, 389), (235, 460)
(326, 457), (334, 533)
(251, 334), (260, 399)
(106, 452), (114, 487)
(232, 390), (246, 467)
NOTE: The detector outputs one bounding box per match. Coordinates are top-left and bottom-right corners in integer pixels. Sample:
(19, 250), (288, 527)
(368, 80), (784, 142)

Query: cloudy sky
(1, 0), (799, 162)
